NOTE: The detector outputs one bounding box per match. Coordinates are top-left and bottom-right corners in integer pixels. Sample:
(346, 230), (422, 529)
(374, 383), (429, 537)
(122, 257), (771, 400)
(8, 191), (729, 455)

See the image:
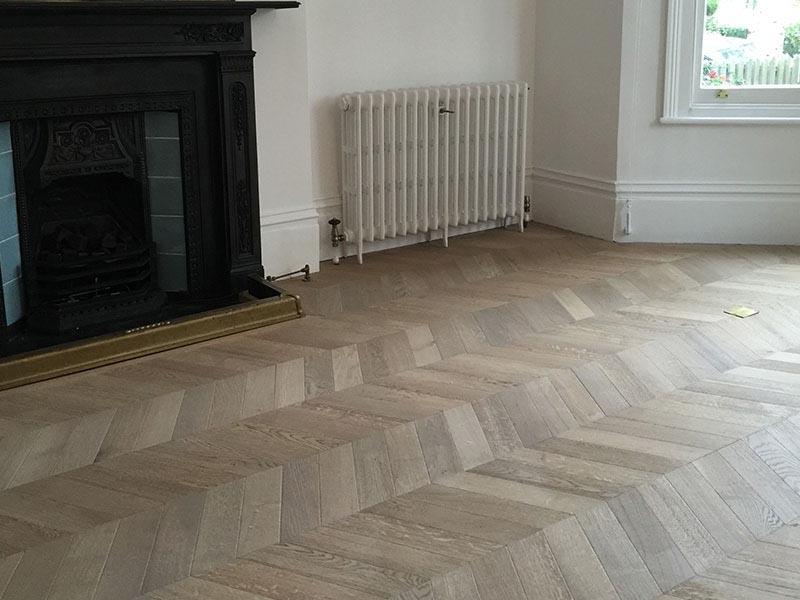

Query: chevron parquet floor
(2, 225), (800, 599)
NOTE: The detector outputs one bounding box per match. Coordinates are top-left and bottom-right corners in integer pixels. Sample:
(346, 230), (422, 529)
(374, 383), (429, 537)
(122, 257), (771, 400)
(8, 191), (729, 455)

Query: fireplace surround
(0, 0), (301, 357)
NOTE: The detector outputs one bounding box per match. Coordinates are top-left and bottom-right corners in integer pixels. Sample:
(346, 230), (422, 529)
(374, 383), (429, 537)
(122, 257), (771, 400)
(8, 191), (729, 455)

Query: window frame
(663, 0), (800, 124)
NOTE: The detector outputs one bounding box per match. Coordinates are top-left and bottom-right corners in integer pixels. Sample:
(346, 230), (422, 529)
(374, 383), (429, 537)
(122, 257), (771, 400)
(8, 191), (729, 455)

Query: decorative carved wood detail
(220, 52), (256, 74)
(41, 116), (134, 184)
(231, 83), (247, 152)
(177, 22), (244, 43)
(229, 82), (254, 257)
(236, 180), (253, 255)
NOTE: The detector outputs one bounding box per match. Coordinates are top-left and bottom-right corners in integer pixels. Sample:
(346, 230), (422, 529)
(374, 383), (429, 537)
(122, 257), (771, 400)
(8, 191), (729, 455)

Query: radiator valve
(329, 218), (346, 248)
(524, 195), (532, 228)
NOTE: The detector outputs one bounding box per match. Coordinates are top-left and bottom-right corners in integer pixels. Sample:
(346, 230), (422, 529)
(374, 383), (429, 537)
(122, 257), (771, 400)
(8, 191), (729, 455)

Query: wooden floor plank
(666, 464), (755, 554)
(331, 512), (500, 562)
(430, 567), (481, 600)
(365, 495), (536, 546)
(297, 526), (461, 581)
(145, 577), (271, 600)
(576, 503), (661, 600)
(544, 517), (620, 600)
(618, 405), (755, 440)
(246, 542), (423, 598)
(721, 441), (800, 524)
(507, 532), (574, 600)
(440, 471), (603, 515)
(669, 576), (795, 600)
(736, 541), (800, 574)
(534, 436), (684, 475)
(470, 548), (528, 600)
(556, 428), (708, 464)
(471, 458), (638, 501)
(608, 489), (695, 592)
(588, 416), (732, 452)
(638, 477), (726, 573)
(748, 430), (800, 496)
(706, 558), (800, 599)
(404, 484), (567, 530)
(694, 451), (785, 538)
(201, 560), (385, 600)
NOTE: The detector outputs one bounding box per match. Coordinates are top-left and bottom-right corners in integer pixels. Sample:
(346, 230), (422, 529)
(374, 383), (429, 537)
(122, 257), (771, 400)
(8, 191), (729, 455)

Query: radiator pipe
(266, 265), (311, 283)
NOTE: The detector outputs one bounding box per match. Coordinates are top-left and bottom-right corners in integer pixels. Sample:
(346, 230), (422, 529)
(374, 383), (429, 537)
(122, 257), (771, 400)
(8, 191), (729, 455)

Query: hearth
(0, 0), (301, 357)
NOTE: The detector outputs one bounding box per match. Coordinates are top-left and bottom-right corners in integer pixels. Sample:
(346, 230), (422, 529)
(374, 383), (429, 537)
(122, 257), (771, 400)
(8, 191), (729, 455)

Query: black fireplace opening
(29, 173), (166, 335)
(19, 113), (169, 337)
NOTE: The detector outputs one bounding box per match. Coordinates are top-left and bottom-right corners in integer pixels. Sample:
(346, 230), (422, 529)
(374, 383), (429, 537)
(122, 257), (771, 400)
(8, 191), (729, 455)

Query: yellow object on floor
(724, 305), (760, 318)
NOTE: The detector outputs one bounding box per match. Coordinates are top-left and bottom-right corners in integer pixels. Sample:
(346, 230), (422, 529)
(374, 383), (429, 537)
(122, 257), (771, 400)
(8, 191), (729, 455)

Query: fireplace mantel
(0, 0), (301, 351)
(0, 1), (301, 15)
(0, 1), (301, 61)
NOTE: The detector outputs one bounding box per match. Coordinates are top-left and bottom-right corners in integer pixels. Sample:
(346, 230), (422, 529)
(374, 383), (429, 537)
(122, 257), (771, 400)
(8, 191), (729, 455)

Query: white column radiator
(340, 81), (529, 264)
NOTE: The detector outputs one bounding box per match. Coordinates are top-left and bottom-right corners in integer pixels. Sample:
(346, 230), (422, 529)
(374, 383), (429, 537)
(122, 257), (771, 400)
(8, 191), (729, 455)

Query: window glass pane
(702, 0), (800, 87)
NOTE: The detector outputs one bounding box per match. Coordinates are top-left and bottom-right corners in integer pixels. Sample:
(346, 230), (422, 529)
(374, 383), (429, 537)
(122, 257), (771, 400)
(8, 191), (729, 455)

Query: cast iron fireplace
(0, 0), (300, 356)
(20, 113), (164, 334)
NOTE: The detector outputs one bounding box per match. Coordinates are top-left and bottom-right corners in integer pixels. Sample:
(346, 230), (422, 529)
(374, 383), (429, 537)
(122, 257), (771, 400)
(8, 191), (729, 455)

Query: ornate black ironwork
(178, 22), (244, 43)
(236, 180), (253, 255)
(41, 116), (133, 184)
(220, 53), (256, 74)
(229, 82), (254, 256)
(231, 83), (247, 152)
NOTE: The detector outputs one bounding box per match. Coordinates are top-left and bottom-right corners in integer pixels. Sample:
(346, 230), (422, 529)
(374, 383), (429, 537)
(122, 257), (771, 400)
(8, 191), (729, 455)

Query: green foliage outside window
(719, 26), (749, 38)
(785, 23), (800, 56)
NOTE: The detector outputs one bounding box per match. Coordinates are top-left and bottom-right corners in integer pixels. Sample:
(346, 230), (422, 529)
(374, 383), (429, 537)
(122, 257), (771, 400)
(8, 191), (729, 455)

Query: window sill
(661, 116), (800, 125)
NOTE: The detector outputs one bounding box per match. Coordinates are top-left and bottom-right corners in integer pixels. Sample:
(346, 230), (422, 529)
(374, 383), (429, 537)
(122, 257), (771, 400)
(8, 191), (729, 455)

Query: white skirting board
(260, 208), (320, 276)
(531, 168), (617, 241)
(269, 173), (798, 275)
(613, 189), (800, 245)
(531, 168), (800, 245)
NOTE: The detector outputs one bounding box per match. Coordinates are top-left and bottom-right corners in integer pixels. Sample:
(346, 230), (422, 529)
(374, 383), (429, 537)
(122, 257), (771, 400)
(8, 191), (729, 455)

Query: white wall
(531, 0), (624, 240)
(305, 0), (536, 260)
(252, 0), (799, 273)
(530, 0), (800, 245)
(251, 0), (536, 271)
(252, 5), (319, 276)
(616, 0), (800, 244)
